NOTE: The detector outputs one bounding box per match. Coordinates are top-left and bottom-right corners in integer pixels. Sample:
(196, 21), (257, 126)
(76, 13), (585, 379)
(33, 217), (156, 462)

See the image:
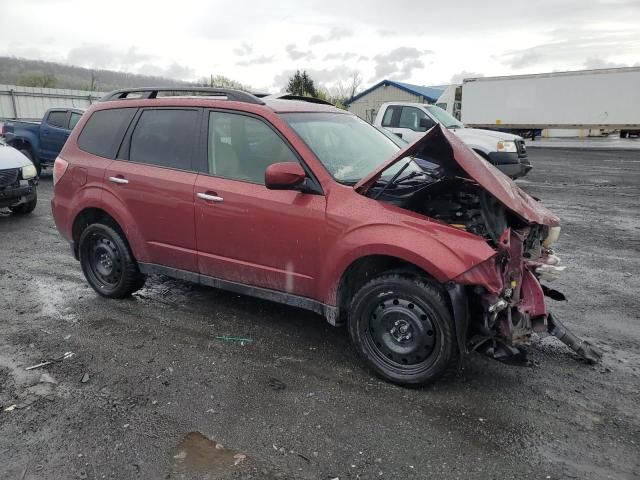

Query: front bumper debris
(548, 313), (603, 364)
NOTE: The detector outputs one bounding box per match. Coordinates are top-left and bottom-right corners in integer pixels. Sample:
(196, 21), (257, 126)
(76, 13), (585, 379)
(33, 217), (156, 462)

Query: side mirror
(265, 162), (307, 190)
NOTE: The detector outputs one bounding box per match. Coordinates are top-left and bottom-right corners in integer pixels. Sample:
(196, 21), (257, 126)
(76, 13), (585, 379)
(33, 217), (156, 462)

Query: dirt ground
(1, 147), (639, 480)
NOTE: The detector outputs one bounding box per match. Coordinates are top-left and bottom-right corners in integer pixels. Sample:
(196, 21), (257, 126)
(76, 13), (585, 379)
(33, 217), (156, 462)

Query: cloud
(67, 44), (154, 70)
(285, 44), (314, 61)
(372, 47), (433, 80)
(450, 70), (484, 83)
(273, 66), (360, 90)
(309, 26), (353, 45)
(236, 55), (275, 67)
(583, 57), (630, 69)
(499, 27), (640, 70)
(323, 52), (359, 61)
(233, 42), (253, 56)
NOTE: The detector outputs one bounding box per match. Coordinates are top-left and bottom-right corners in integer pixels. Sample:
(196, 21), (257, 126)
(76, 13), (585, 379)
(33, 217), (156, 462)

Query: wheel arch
(333, 254), (433, 324)
(71, 203), (147, 262)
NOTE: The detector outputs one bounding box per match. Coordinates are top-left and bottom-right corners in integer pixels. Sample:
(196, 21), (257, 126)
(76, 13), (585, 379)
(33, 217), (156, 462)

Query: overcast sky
(1, 0), (639, 93)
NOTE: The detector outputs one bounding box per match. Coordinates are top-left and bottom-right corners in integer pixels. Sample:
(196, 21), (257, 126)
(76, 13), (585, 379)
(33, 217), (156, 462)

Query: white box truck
(437, 67), (640, 138)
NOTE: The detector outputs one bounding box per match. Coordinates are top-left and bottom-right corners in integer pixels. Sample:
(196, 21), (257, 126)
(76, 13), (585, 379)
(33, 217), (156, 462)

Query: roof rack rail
(266, 93), (334, 106)
(99, 87), (265, 105)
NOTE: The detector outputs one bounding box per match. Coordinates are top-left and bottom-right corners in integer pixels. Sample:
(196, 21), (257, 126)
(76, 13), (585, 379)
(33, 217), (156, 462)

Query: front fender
(8, 130), (40, 159)
(319, 222), (496, 305)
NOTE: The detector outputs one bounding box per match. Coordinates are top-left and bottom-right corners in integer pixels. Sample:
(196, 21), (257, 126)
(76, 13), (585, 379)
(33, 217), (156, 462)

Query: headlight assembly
(497, 140), (517, 153)
(543, 226), (561, 248)
(21, 164), (38, 180)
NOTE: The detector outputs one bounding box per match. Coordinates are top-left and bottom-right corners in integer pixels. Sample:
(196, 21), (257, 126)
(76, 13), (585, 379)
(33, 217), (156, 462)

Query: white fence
(0, 84), (105, 121)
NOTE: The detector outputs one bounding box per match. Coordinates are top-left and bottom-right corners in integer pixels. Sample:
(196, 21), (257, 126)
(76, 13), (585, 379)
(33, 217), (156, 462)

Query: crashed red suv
(51, 88), (600, 386)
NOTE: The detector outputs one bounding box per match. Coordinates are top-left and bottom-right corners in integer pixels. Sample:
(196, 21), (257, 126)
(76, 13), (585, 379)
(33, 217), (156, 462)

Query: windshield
(425, 105), (464, 129)
(283, 112), (420, 183)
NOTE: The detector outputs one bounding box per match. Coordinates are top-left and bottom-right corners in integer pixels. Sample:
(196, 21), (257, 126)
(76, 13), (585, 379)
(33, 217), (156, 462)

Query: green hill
(0, 56), (190, 92)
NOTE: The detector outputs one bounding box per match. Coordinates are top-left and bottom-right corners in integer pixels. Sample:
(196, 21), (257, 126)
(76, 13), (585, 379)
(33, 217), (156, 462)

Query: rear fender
(97, 189), (149, 262)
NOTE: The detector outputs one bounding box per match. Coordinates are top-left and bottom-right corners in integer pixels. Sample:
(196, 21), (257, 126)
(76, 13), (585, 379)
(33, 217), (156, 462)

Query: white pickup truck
(373, 102), (531, 178)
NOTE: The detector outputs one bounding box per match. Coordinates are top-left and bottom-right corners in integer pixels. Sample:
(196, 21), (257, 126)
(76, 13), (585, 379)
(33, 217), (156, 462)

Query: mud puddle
(171, 432), (246, 474)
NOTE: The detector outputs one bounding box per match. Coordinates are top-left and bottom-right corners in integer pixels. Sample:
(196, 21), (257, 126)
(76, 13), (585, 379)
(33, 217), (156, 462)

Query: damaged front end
(355, 125), (601, 365)
(454, 228), (600, 364)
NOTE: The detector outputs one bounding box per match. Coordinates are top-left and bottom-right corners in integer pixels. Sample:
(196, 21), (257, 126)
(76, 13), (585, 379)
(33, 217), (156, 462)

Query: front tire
(348, 273), (457, 387)
(9, 192), (37, 215)
(78, 223), (145, 298)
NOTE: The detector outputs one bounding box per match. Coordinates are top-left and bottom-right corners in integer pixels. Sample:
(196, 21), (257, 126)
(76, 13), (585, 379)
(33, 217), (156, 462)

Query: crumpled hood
(0, 144), (32, 169)
(355, 125), (559, 227)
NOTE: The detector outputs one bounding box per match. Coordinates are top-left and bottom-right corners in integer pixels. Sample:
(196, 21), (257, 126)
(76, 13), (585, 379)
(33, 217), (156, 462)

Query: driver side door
(194, 110), (327, 299)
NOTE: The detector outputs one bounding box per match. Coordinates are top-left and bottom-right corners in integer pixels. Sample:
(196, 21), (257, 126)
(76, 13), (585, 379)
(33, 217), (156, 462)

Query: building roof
(346, 80), (446, 105)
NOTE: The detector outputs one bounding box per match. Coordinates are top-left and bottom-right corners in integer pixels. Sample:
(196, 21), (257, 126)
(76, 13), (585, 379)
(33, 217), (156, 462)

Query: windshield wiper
(372, 161), (411, 200)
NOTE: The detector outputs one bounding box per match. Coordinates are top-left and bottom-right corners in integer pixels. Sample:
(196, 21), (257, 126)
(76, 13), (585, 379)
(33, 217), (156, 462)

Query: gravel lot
(1, 148), (639, 480)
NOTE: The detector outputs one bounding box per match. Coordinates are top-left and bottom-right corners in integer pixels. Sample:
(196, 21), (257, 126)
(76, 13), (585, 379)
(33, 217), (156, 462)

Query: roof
(264, 98), (347, 114)
(346, 80), (446, 105)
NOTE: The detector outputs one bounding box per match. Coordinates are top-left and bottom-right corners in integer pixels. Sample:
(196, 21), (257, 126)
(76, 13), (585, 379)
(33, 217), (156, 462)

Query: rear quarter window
(77, 108), (137, 159)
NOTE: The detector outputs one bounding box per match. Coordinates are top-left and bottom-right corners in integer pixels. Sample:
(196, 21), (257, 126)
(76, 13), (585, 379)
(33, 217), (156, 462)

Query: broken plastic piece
(548, 314), (602, 364)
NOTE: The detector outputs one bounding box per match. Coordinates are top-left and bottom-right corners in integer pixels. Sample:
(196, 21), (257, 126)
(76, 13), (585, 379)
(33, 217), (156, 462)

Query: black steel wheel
(79, 223), (145, 298)
(349, 273), (457, 386)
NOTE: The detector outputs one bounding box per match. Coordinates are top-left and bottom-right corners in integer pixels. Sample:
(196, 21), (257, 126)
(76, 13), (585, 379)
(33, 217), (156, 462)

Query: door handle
(197, 192), (224, 202)
(395, 133), (403, 139)
(108, 176), (129, 184)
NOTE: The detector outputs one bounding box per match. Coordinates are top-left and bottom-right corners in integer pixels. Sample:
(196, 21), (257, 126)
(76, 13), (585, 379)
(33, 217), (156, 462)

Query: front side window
(69, 112), (82, 130)
(381, 106), (398, 127)
(129, 109), (198, 170)
(47, 111), (67, 128)
(284, 112), (420, 183)
(399, 107), (431, 132)
(207, 111), (297, 184)
(77, 108), (137, 159)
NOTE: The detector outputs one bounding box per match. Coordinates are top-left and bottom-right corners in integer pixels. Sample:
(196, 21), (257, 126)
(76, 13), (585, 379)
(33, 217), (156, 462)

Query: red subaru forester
(51, 88), (600, 386)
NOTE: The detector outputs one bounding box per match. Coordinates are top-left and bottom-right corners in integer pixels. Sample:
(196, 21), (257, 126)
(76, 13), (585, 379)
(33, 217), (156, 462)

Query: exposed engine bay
(364, 148), (601, 365)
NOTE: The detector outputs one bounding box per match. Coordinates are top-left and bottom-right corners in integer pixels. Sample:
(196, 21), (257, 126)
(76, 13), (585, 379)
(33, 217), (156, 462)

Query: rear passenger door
(103, 108), (201, 273)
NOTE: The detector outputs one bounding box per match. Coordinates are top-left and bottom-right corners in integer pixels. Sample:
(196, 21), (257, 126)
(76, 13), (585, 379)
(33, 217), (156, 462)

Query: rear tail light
(53, 156), (69, 186)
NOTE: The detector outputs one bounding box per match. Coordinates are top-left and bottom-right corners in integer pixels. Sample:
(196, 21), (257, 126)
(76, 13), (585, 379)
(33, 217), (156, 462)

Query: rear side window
(129, 109), (198, 170)
(47, 111), (67, 128)
(78, 108), (136, 159)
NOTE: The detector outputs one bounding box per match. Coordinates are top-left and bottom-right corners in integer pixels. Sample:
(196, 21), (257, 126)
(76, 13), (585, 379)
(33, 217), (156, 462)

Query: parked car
(373, 102), (531, 178)
(2, 108), (84, 175)
(51, 87), (599, 386)
(0, 138), (38, 214)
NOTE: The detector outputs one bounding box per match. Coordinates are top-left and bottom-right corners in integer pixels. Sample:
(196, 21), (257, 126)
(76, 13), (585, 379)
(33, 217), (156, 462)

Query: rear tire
(348, 273), (457, 387)
(79, 223), (145, 298)
(620, 131), (628, 139)
(9, 191), (37, 215)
